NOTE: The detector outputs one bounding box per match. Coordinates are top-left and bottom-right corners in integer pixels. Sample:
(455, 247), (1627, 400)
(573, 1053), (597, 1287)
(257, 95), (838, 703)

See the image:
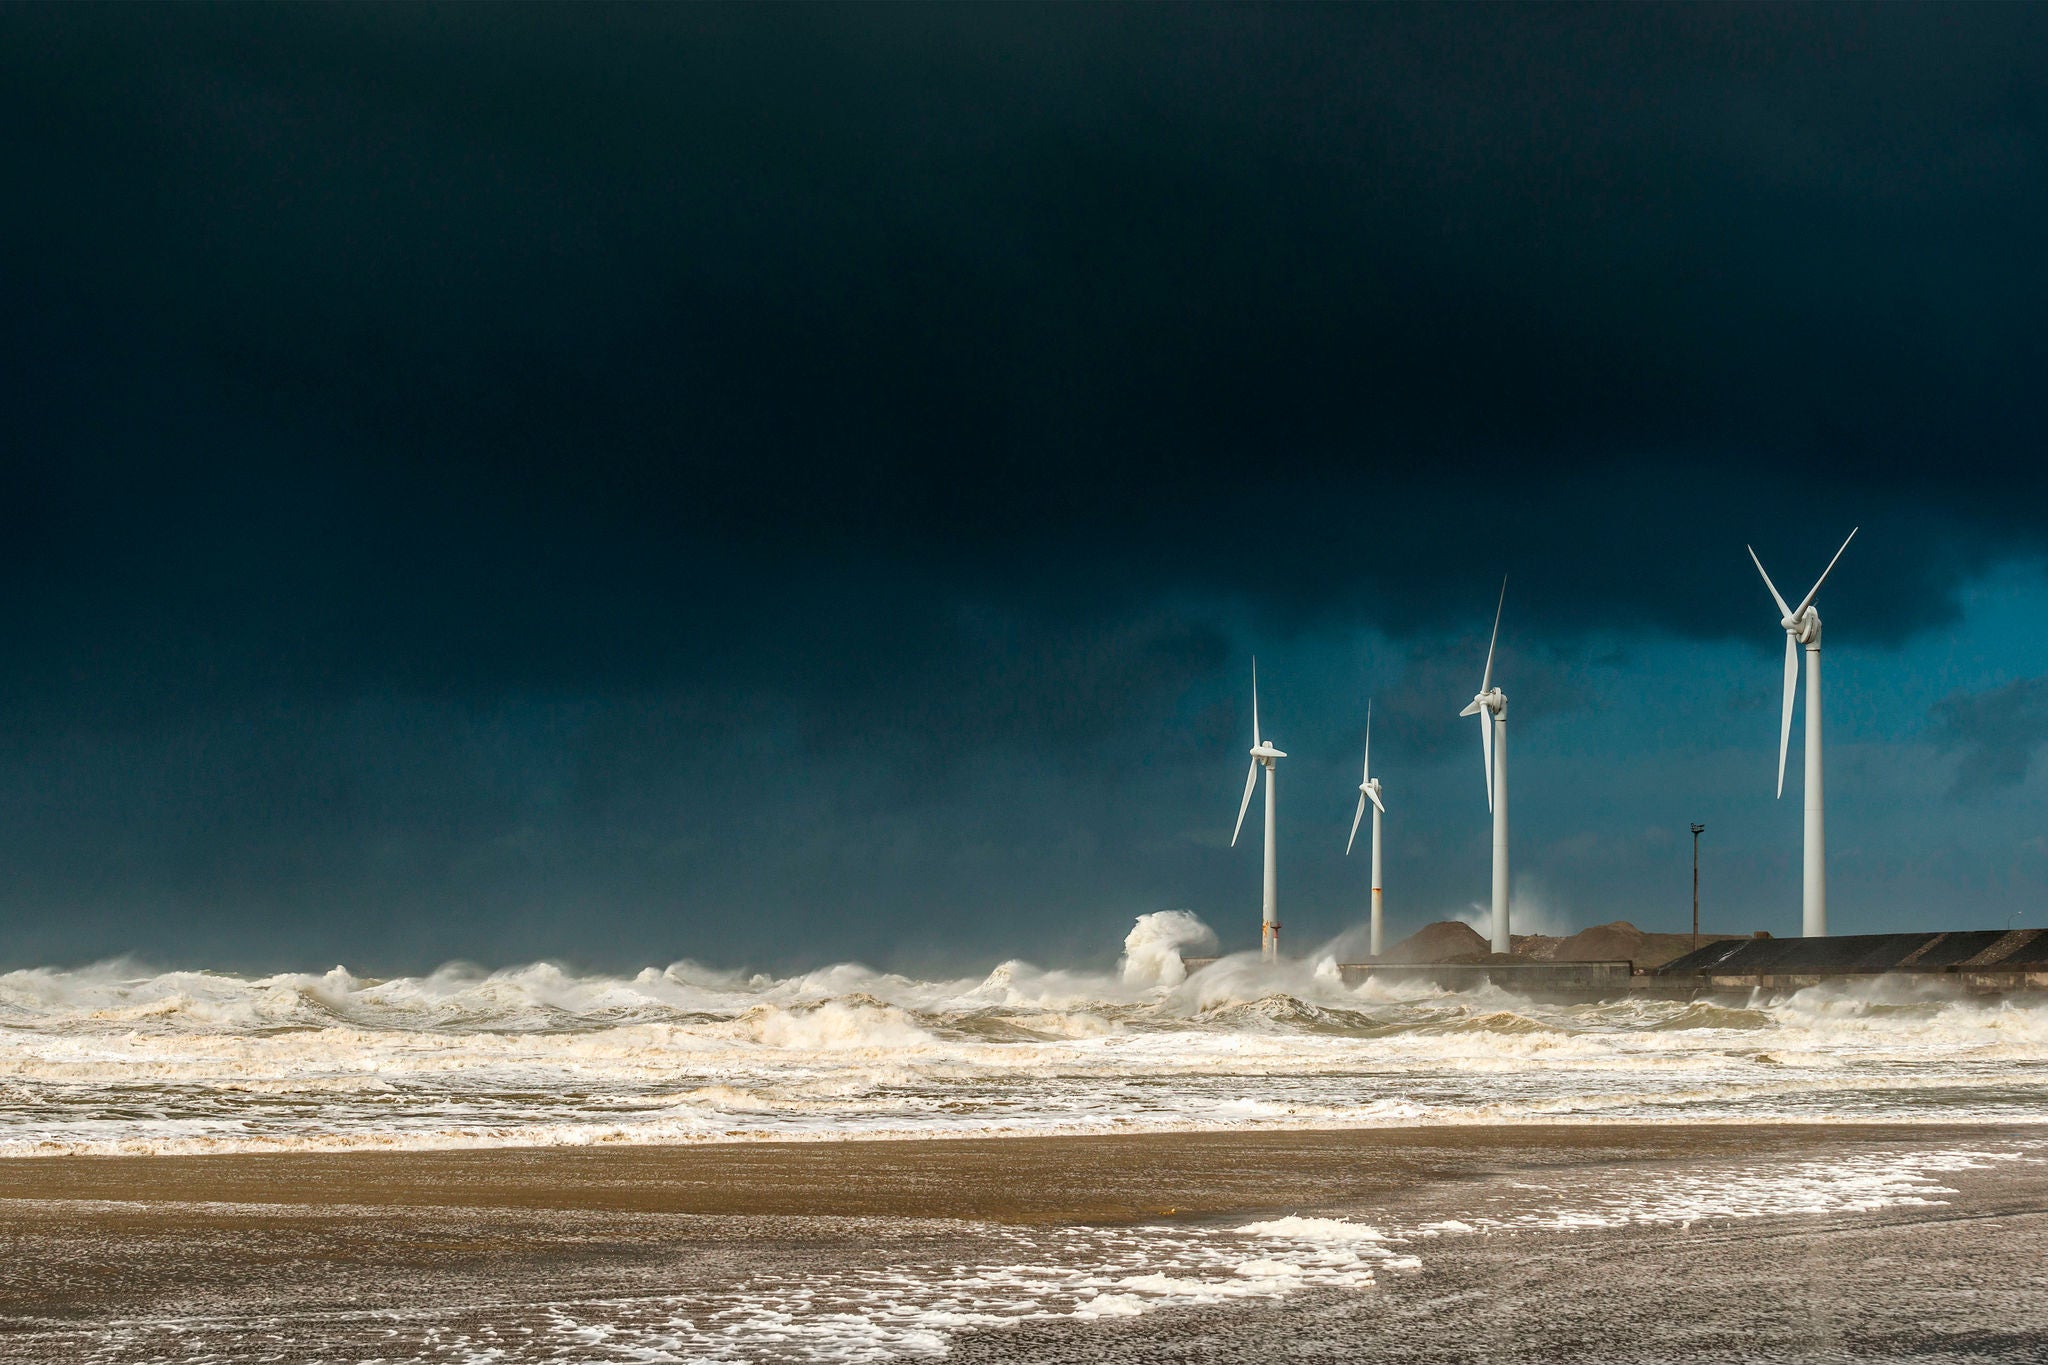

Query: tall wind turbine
(1231, 660), (1287, 962)
(1346, 700), (1387, 957)
(1747, 528), (1858, 938)
(1458, 580), (1510, 954)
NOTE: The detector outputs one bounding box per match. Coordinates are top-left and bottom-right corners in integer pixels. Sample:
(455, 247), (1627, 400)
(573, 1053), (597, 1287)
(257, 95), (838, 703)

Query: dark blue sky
(3, 4), (2047, 973)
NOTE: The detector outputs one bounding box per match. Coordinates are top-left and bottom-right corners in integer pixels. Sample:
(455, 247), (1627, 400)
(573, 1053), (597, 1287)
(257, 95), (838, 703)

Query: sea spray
(4, 926), (2048, 1158)
(1119, 910), (1217, 988)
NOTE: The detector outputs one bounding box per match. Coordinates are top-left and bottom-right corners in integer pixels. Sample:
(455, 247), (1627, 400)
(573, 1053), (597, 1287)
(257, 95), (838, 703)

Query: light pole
(1690, 823), (1706, 953)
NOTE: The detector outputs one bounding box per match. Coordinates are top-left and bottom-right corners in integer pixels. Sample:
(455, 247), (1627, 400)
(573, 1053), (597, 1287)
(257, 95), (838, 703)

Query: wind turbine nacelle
(1462, 690), (1505, 718)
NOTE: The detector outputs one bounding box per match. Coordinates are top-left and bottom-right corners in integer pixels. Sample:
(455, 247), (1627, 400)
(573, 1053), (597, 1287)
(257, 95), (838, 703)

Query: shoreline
(12, 1104), (2048, 1166)
(7, 1120), (2042, 1224)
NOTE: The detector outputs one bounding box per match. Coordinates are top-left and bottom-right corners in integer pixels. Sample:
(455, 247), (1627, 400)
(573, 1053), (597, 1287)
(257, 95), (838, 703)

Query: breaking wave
(4, 912), (2047, 1157)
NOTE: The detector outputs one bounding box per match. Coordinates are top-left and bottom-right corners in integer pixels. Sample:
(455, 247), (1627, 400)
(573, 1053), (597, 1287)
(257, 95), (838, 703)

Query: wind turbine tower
(1231, 661), (1287, 961)
(1747, 528), (1858, 938)
(1459, 581), (1510, 954)
(1346, 700), (1387, 956)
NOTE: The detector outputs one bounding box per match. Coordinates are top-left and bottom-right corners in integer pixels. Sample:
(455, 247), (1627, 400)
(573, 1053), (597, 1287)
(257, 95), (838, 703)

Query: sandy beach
(5, 1122), (2045, 1361)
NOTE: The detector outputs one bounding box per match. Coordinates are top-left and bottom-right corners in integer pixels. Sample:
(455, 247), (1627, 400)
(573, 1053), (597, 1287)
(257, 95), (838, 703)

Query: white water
(4, 912), (2047, 1157)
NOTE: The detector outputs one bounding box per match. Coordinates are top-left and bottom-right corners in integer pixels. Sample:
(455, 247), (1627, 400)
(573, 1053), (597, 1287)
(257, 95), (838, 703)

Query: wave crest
(6, 919), (2048, 1158)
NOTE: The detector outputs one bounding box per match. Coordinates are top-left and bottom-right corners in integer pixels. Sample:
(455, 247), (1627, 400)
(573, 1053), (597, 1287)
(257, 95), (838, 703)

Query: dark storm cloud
(2, 4), (2046, 966)
(9, 5), (2048, 654)
(1932, 676), (2048, 797)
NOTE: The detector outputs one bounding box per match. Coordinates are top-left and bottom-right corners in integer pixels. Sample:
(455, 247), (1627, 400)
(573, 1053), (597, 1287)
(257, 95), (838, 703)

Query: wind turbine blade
(1362, 699), (1372, 783)
(1459, 699), (1482, 717)
(1776, 633), (1798, 799)
(1794, 526), (1859, 615)
(1251, 658), (1261, 750)
(1480, 710), (1494, 813)
(1479, 577), (1506, 694)
(1368, 787), (1385, 815)
(1232, 760), (1259, 846)
(1347, 793), (1367, 855)
(1748, 545), (1794, 620)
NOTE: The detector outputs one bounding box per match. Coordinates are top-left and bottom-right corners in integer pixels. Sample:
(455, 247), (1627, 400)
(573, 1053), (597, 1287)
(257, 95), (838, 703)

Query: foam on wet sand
(3, 1123), (2045, 1362)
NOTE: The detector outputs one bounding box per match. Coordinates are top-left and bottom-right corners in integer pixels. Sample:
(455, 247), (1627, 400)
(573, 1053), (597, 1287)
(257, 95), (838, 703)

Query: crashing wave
(3, 913), (2048, 1158)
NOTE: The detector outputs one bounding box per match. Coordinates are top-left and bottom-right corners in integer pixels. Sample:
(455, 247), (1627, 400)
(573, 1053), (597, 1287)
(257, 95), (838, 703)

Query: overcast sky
(4, 4), (2047, 974)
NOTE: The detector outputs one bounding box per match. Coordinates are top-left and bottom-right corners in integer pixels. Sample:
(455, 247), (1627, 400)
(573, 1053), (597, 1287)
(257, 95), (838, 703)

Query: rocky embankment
(1379, 920), (1739, 970)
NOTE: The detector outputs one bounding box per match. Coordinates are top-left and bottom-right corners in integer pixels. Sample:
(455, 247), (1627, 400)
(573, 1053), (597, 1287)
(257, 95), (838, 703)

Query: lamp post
(1690, 823), (1706, 953)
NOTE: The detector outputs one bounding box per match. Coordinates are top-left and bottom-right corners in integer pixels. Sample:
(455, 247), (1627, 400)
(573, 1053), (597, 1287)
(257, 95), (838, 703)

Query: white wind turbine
(1747, 527), (1858, 938)
(1458, 580), (1510, 954)
(1346, 700), (1387, 957)
(1231, 660), (1287, 962)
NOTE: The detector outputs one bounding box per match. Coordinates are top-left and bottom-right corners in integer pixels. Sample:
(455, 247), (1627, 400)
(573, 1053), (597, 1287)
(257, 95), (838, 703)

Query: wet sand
(3, 1123), (2045, 1361)
(951, 1179), (2048, 1363)
(0, 1121), (2021, 1222)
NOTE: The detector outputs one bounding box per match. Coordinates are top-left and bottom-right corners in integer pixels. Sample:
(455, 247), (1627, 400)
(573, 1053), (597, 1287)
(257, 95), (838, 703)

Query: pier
(1648, 927), (2048, 997)
(1185, 927), (2048, 999)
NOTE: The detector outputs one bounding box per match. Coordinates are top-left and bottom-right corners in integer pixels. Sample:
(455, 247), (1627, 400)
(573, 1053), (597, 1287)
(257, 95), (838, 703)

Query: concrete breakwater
(1177, 956), (1638, 998)
(1650, 927), (2048, 997)
(1334, 960), (1633, 994)
(1184, 927), (2048, 999)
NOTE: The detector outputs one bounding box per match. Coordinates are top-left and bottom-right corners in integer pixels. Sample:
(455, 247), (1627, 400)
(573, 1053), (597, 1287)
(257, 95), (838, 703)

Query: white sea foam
(1449, 1141), (2044, 1234)
(4, 917), (2048, 1157)
(1119, 910), (1217, 988)
(1233, 1215), (1391, 1244)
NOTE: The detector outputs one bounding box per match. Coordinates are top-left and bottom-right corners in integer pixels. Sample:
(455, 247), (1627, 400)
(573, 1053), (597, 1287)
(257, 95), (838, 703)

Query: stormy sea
(3, 912), (2046, 1362)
